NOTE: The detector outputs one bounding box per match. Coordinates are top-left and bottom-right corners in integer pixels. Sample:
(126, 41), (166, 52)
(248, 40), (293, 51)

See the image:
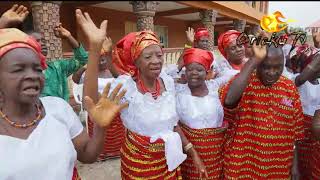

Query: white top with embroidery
(293, 74), (320, 116)
(176, 78), (228, 129)
(0, 96), (83, 180)
(109, 72), (186, 171)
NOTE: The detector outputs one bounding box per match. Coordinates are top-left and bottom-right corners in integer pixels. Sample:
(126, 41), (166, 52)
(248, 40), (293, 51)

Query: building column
(31, 1), (62, 61)
(130, 1), (159, 31)
(199, 9), (217, 51)
(233, 19), (247, 32)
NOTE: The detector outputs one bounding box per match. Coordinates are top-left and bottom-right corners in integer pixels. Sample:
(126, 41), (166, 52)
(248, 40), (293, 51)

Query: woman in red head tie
(288, 44), (320, 179)
(217, 30), (248, 74)
(167, 27), (215, 84)
(175, 48), (231, 179)
(0, 28), (127, 179)
(78, 10), (207, 179)
(193, 28), (211, 51)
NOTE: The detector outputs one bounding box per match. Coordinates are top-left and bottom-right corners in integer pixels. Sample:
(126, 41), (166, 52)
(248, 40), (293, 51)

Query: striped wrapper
(180, 123), (227, 180)
(120, 130), (182, 180)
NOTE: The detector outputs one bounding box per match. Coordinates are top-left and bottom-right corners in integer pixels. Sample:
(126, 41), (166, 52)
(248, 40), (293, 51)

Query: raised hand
(185, 27), (195, 44)
(84, 83), (128, 127)
(54, 23), (71, 39)
(0, 4), (29, 27)
(252, 43), (267, 64)
(102, 37), (113, 53)
(75, 9), (107, 47)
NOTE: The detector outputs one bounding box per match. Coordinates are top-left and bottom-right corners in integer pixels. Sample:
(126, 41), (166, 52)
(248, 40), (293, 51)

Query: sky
(268, 1), (320, 28)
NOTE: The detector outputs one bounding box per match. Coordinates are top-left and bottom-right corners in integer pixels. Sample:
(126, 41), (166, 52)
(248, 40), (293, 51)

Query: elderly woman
(0, 28), (127, 180)
(76, 9), (207, 179)
(175, 48), (229, 179)
(166, 27), (216, 84)
(288, 44), (320, 179)
(217, 30), (247, 76)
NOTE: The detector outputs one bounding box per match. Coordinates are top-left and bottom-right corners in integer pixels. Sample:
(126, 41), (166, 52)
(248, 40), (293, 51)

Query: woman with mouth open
(78, 9), (207, 179)
(175, 48), (230, 179)
(0, 28), (128, 180)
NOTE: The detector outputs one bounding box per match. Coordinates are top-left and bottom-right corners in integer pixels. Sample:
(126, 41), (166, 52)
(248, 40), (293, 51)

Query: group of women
(1, 5), (320, 180)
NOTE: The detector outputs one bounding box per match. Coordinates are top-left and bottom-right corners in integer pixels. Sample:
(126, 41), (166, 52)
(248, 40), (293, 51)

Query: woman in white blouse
(175, 48), (229, 179)
(0, 27), (128, 180)
(78, 9), (208, 179)
(288, 44), (320, 179)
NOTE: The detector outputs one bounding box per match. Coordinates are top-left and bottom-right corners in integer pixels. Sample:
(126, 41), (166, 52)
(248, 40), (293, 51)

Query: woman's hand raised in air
(84, 83), (129, 128)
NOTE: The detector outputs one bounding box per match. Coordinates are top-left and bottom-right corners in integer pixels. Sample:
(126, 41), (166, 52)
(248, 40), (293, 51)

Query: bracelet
(184, 143), (193, 152)
(100, 48), (110, 56)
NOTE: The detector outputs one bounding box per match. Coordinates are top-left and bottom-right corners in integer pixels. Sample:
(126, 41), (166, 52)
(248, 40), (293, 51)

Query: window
(154, 25), (168, 48)
(252, 1), (256, 8)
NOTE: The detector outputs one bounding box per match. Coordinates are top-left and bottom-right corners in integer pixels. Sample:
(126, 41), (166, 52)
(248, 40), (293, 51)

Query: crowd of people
(1, 4), (320, 180)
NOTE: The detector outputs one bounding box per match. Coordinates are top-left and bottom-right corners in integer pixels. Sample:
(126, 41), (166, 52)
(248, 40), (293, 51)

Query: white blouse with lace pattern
(176, 78), (228, 129)
(109, 72), (186, 171)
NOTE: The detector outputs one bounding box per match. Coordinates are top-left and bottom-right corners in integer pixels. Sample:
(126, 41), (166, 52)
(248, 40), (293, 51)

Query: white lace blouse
(293, 74), (320, 116)
(109, 72), (186, 171)
(176, 78), (228, 129)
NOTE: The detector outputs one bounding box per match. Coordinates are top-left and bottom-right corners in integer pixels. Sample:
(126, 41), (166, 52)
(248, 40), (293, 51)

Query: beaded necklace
(137, 76), (161, 99)
(0, 104), (42, 128)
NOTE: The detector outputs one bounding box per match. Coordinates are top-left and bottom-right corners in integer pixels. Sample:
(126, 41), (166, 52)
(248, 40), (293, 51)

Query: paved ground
(77, 158), (121, 180)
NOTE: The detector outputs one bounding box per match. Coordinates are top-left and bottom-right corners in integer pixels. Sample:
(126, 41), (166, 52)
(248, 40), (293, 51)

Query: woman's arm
(174, 125), (208, 179)
(71, 9), (128, 163)
(224, 44), (267, 109)
(295, 54), (320, 87)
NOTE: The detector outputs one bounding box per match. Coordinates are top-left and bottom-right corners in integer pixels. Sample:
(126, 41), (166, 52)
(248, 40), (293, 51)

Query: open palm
(84, 83), (128, 128)
(252, 43), (267, 63)
(1, 4), (29, 26)
(75, 9), (107, 46)
(186, 27), (195, 44)
(54, 23), (71, 39)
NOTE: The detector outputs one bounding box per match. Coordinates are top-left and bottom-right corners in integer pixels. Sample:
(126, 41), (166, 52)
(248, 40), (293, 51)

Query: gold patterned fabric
(219, 72), (305, 179)
(180, 123), (227, 180)
(120, 130), (182, 180)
